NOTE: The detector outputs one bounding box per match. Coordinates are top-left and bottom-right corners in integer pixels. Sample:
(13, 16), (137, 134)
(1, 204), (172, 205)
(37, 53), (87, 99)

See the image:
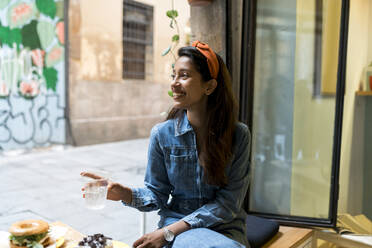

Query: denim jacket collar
(174, 111), (194, 137)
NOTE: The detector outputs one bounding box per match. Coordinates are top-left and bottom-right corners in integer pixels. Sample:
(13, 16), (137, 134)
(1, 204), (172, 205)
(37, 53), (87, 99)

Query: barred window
(123, 0), (153, 80)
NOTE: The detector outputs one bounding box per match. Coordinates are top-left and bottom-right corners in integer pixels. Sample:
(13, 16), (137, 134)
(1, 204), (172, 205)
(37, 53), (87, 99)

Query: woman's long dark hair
(167, 46), (238, 186)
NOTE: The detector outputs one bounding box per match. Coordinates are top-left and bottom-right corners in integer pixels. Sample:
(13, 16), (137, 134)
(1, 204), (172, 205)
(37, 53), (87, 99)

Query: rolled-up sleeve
(182, 125), (251, 228)
(122, 125), (171, 212)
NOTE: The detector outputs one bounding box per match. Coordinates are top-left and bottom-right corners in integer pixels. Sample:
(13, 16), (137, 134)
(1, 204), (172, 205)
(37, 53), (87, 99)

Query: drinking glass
(81, 170), (111, 210)
(84, 178), (108, 210)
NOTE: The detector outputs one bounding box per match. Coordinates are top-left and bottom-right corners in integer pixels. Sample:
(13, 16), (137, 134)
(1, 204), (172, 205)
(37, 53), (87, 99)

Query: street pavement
(0, 139), (159, 246)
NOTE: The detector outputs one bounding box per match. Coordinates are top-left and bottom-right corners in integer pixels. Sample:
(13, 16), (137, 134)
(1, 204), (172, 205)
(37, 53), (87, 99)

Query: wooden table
(312, 229), (372, 248)
(51, 222), (84, 248)
(263, 226), (313, 248)
(51, 222), (130, 248)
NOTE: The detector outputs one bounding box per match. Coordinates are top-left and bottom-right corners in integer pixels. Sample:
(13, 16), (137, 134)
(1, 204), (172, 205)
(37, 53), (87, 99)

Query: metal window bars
(123, 0), (153, 80)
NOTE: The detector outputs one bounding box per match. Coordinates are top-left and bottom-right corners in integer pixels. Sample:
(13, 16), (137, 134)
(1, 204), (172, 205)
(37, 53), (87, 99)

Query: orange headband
(192, 40), (219, 79)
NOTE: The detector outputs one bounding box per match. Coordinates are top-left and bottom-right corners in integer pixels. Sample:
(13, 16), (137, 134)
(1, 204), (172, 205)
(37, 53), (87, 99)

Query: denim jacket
(124, 111), (251, 243)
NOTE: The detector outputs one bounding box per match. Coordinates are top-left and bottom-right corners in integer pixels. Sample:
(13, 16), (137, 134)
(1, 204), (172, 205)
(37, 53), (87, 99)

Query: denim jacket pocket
(168, 153), (197, 191)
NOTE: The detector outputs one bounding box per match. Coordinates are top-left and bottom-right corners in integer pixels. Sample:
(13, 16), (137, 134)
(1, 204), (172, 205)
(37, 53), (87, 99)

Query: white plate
(0, 231), (10, 248)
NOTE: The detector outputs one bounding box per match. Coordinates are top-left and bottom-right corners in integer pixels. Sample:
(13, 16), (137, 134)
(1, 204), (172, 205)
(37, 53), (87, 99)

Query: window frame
(232, 0), (350, 228)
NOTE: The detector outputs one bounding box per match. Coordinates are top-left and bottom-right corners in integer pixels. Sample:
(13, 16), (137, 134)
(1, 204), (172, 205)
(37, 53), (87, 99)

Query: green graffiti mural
(0, 0), (65, 151)
(0, 0), (64, 99)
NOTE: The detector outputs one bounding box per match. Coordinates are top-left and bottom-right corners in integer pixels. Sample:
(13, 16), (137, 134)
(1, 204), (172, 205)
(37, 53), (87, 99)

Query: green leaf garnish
(168, 91), (173, 97)
(31, 241), (43, 248)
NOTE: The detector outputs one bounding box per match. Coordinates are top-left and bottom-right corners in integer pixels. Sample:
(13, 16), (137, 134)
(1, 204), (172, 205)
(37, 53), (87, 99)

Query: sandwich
(9, 219), (53, 248)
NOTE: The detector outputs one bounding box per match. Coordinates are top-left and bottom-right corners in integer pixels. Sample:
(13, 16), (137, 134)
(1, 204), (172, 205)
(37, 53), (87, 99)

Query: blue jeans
(168, 228), (247, 248)
(161, 217), (249, 248)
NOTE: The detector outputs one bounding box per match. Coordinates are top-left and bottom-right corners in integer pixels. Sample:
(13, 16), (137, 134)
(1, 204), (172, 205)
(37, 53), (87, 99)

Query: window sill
(356, 91), (372, 96)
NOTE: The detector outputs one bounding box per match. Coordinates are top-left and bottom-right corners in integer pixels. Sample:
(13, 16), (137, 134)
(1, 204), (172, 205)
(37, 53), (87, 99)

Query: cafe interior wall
(364, 0), (372, 220)
(338, 0), (372, 220)
(68, 0), (190, 146)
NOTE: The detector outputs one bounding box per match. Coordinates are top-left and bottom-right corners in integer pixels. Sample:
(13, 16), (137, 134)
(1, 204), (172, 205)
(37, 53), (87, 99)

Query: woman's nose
(171, 78), (180, 88)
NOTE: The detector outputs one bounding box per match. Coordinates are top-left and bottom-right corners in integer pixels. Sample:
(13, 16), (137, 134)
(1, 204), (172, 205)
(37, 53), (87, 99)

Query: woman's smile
(172, 92), (186, 99)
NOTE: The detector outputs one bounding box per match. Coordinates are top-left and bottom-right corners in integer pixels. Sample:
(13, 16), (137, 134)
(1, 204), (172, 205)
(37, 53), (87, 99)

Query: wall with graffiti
(0, 0), (65, 151)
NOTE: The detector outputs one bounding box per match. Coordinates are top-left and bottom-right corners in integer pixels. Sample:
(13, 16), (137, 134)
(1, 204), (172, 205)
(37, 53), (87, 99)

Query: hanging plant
(161, 0), (180, 63)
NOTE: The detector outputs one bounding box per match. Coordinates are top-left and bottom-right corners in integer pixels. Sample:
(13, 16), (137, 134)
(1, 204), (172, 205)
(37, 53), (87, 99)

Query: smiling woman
(81, 41), (252, 248)
(167, 42), (236, 187)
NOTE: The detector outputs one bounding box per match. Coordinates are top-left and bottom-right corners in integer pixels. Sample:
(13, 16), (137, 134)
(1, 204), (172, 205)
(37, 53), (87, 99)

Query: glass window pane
(249, 0), (341, 219)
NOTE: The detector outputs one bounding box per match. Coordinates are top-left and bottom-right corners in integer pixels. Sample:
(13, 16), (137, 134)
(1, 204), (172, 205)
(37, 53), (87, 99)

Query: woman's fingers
(132, 235), (145, 247)
(106, 183), (124, 201)
(132, 232), (163, 248)
(84, 179), (109, 188)
(80, 172), (103, 179)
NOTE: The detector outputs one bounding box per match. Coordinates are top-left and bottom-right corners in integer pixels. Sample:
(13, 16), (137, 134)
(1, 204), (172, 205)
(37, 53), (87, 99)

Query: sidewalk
(0, 139), (159, 246)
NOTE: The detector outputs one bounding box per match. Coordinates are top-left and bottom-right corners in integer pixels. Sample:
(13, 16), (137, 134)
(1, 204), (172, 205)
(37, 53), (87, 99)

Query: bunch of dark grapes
(78, 234), (112, 248)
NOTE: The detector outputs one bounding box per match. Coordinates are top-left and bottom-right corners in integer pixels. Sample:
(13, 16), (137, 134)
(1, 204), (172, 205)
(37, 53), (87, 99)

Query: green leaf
(0, 26), (7, 45)
(36, 0), (56, 19)
(37, 21), (54, 50)
(166, 10), (178, 19)
(0, 24), (22, 47)
(172, 34), (179, 42)
(43, 67), (58, 91)
(0, 26), (11, 46)
(10, 28), (22, 46)
(166, 10), (173, 18)
(21, 20), (41, 49)
(161, 45), (171, 56)
(168, 90), (173, 97)
(31, 241), (43, 248)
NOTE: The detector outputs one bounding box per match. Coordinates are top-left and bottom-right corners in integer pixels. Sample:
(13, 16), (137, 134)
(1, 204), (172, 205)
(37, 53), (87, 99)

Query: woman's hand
(132, 229), (166, 248)
(80, 172), (132, 203)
